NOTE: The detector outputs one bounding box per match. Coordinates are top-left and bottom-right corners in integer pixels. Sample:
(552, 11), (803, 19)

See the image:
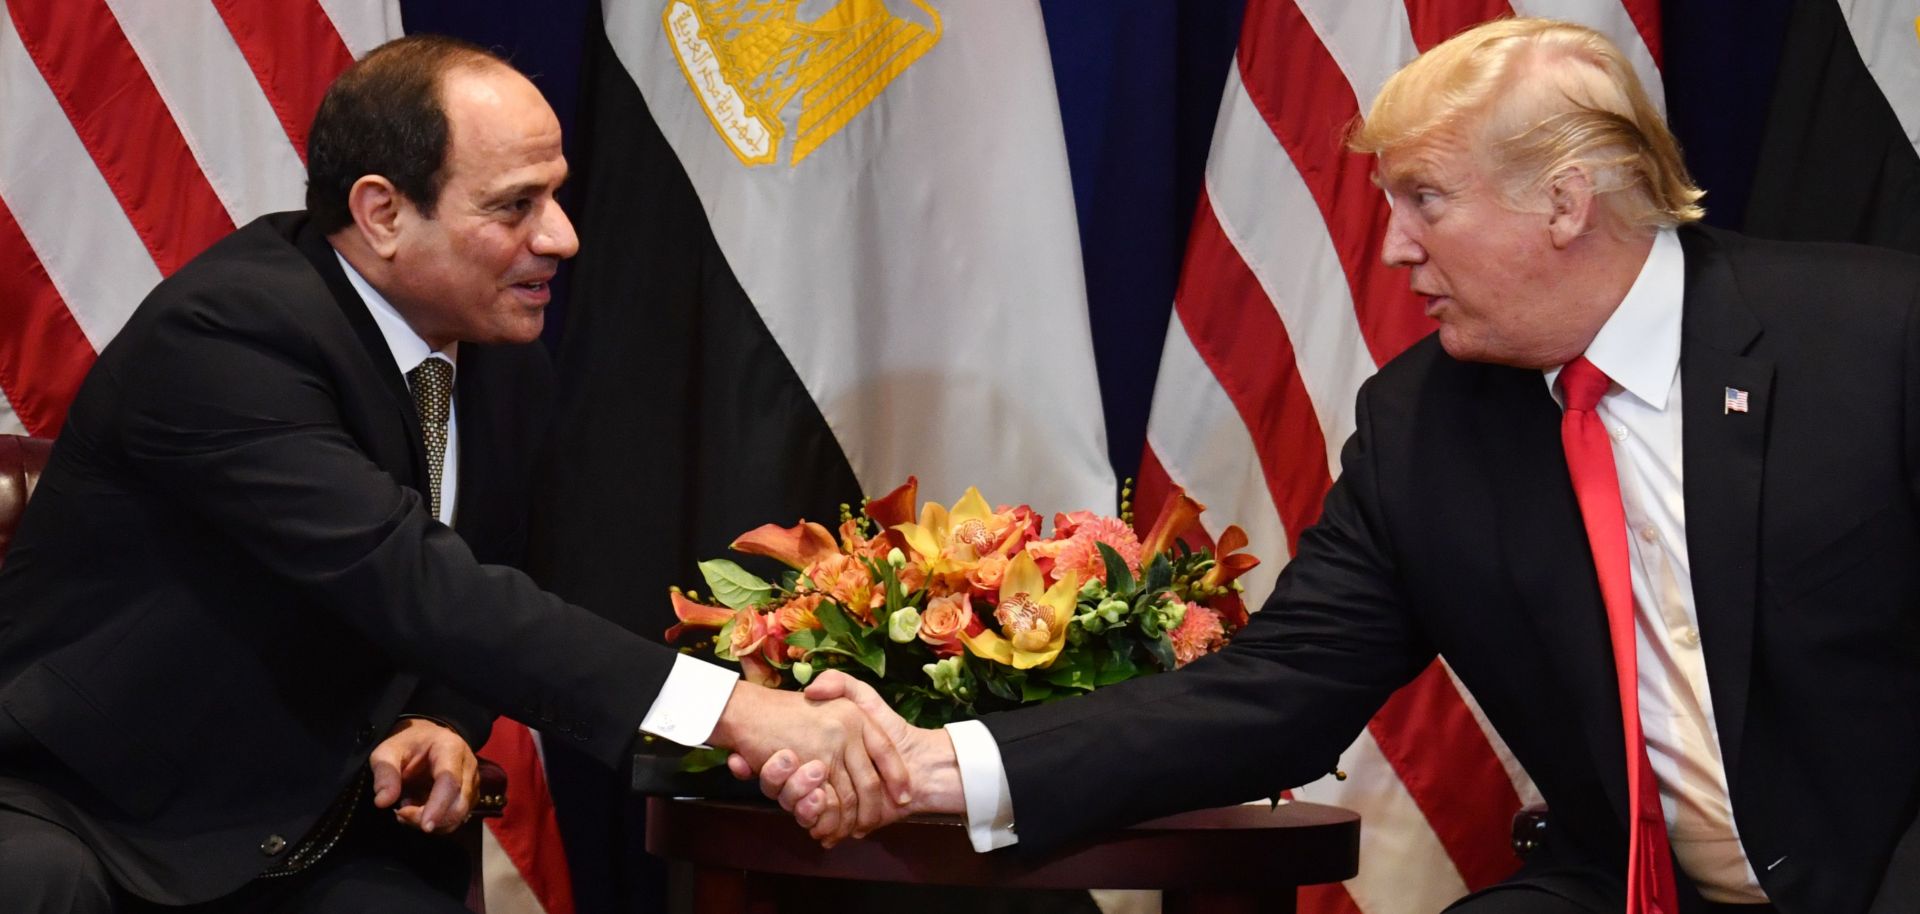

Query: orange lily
(863, 477), (920, 528)
(1199, 525), (1259, 590)
(731, 520), (839, 570)
(664, 587), (733, 643)
(962, 552), (1079, 670)
(1138, 484), (1206, 558)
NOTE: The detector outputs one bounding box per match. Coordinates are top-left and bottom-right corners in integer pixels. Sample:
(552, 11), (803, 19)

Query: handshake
(712, 671), (962, 846)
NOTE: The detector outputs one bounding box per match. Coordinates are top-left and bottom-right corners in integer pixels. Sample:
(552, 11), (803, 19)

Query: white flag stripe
(1294, 0), (1420, 116)
(1143, 318), (1291, 606)
(0, 9), (162, 351)
(1508, 0), (1666, 114)
(104, 0), (309, 225)
(1442, 660), (1547, 808)
(1838, 0), (1920, 150)
(317, 0), (405, 59)
(0, 388), (25, 437)
(609, 0), (1115, 513)
(1205, 69), (1374, 472)
(480, 826), (554, 914)
(1293, 728), (1471, 913)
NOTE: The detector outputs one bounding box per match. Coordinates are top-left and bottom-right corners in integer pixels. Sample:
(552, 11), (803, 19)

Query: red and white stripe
(1138, 3), (1659, 911)
(0, 5), (571, 913)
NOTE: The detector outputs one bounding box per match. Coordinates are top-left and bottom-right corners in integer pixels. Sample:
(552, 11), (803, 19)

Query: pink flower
(727, 607), (769, 659)
(1170, 602), (1227, 666)
(1036, 514), (1143, 586)
(920, 592), (973, 657)
(966, 553), (1010, 597)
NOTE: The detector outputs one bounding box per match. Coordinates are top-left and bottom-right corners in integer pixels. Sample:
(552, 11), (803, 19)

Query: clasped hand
(727, 672), (955, 846)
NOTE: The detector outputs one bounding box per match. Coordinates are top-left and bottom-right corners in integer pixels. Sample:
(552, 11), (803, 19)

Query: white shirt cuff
(944, 719), (1019, 851)
(638, 654), (738, 747)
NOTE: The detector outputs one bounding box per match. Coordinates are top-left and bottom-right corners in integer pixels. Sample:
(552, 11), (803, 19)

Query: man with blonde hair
(763, 16), (1920, 913)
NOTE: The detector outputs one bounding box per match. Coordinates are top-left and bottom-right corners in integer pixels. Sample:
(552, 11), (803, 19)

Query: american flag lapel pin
(1724, 386), (1750, 415)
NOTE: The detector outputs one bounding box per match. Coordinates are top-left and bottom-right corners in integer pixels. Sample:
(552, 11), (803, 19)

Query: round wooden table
(645, 797), (1359, 913)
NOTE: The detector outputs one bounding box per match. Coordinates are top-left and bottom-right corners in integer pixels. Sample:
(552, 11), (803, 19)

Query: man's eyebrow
(485, 173), (567, 204)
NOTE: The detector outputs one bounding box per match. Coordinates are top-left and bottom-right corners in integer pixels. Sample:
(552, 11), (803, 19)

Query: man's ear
(1545, 167), (1597, 249)
(347, 175), (405, 259)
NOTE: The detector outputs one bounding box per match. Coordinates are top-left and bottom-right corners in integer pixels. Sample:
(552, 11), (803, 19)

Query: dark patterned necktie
(406, 357), (453, 518)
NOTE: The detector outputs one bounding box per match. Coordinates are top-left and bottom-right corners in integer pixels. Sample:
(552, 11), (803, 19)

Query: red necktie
(1558, 356), (1679, 913)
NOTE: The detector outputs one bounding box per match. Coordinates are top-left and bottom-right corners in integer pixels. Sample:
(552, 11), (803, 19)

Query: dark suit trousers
(0, 798), (470, 913)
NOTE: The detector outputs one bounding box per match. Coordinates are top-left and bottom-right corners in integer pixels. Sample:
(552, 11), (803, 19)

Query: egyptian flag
(532, 3), (1111, 652)
(528, 0), (1113, 904)
(1744, 0), (1920, 253)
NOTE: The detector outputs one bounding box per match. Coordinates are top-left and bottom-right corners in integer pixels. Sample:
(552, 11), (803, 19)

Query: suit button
(261, 834), (287, 856)
(356, 724), (377, 746)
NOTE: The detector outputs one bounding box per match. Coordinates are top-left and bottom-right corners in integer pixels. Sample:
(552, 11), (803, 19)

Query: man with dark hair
(0, 34), (906, 914)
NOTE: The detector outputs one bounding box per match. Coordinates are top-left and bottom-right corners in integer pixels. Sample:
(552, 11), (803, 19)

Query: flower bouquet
(663, 478), (1259, 764)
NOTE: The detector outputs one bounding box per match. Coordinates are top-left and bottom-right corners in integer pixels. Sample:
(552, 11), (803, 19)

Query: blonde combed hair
(1350, 17), (1704, 230)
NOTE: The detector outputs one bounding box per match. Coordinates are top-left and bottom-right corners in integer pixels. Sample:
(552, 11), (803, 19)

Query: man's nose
(1380, 213), (1424, 268)
(534, 202), (580, 260)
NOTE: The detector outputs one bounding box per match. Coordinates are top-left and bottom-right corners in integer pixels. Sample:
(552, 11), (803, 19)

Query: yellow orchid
(962, 551), (1079, 670)
(896, 486), (1025, 585)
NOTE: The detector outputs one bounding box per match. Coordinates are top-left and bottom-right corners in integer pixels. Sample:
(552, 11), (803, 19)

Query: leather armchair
(0, 434), (506, 911)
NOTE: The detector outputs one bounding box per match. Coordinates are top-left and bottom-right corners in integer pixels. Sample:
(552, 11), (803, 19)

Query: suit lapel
(1473, 365), (1631, 818)
(291, 220), (433, 497)
(1677, 226), (1772, 783)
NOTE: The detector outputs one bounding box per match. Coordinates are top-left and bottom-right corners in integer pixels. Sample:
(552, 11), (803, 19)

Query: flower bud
(792, 661), (815, 684)
(887, 547), (907, 567)
(889, 606), (922, 642)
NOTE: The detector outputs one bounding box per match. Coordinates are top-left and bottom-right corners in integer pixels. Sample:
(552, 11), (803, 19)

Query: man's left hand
(369, 717), (477, 835)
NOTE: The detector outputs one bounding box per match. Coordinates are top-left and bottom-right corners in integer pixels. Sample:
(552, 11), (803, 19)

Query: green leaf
(1143, 552), (1173, 592)
(1019, 678), (1057, 702)
(1095, 649), (1142, 686)
(1042, 654), (1098, 692)
(698, 560), (774, 609)
(785, 629), (827, 652)
(1096, 542), (1136, 593)
(815, 601), (856, 638)
(678, 746), (732, 773)
(1145, 633), (1177, 672)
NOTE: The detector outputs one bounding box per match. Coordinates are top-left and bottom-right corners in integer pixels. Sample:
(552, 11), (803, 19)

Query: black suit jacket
(0, 213), (679, 904)
(986, 225), (1920, 913)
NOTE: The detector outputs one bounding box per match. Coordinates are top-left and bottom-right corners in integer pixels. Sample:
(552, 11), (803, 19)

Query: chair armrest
(472, 757), (508, 819)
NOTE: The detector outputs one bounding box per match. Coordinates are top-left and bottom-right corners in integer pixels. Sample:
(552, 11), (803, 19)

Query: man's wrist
(909, 728), (965, 816)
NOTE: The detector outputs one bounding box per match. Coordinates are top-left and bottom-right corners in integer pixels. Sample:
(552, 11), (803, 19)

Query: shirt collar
(333, 250), (457, 377)
(1544, 227), (1684, 410)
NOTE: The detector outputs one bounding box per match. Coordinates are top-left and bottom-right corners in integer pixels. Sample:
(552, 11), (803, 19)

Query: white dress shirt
(948, 230), (1770, 903)
(336, 252), (736, 747)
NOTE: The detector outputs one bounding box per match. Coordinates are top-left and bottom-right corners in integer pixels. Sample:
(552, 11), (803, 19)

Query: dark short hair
(305, 34), (505, 235)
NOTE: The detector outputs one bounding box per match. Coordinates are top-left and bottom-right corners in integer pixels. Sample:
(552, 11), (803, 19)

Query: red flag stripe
(1176, 192), (1332, 549)
(483, 719), (577, 914)
(1235, 0), (1435, 367)
(1403, 0), (1515, 51)
(211, 0), (357, 161)
(0, 198), (92, 438)
(1617, 0), (1661, 64)
(4, 0), (232, 276)
(1366, 663), (1525, 890)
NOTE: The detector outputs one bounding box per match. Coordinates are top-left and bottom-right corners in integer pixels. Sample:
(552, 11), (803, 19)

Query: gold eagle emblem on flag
(663, 0), (943, 167)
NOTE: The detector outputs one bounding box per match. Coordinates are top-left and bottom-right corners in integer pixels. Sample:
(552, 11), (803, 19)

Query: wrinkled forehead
(1371, 126), (1484, 190)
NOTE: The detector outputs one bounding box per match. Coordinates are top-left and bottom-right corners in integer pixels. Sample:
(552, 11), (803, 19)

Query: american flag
(1130, 1), (1660, 911)
(1724, 387), (1750, 414)
(0, 3), (570, 913)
